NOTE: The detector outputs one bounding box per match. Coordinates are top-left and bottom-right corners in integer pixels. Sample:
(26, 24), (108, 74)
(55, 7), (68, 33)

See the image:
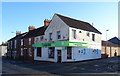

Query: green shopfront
(33, 41), (101, 62)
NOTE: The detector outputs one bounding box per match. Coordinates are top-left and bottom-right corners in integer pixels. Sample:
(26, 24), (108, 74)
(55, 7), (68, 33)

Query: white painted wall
(73, 47), (101, 61)
(69, 27), (101, 50)
(44, 14), (69, 42)
(0, 46), (7, 56)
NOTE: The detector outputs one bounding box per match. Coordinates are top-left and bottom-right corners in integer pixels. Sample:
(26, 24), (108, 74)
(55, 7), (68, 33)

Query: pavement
(1, 56), (120, 75)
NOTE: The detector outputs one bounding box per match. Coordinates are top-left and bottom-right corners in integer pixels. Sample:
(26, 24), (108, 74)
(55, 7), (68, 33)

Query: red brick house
(7, 19), (49, 61)
(7, 31), (27, 60)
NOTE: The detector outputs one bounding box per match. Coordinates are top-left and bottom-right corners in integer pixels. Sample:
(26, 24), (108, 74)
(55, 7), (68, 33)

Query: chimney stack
(16, 31), (21, 36)
(44, 19), (51, 26)
(28, 26), (36, 31)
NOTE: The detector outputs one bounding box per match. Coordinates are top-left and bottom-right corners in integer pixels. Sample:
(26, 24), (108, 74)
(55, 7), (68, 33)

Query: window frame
(29, 38), (31, 45)
(67, 47), (72, 59)
(92, 34), (95, 41)
(49, 33), (52, 41)
(57, 31), (61, 40)
(48, 47), (55, 58)
(72, 29), (76, 39)
(37, 47), (42, 57)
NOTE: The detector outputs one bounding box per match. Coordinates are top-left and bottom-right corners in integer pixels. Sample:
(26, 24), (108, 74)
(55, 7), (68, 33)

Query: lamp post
(105, 29), (109, 55)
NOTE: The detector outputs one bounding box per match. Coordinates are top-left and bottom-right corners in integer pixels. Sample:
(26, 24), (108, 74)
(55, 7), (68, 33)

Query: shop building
(33, 14), (102, 62)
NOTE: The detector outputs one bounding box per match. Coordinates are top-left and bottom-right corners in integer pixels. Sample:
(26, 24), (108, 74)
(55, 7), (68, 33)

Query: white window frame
(57, 31), (61, 40)
(29, 38), (31, 45)
(49, 33), (52, 40)
(21, 39), (23, 46)
(72, 29), (76, 39)
(14, 40), (17, 48)
(86, 32), (90, 37)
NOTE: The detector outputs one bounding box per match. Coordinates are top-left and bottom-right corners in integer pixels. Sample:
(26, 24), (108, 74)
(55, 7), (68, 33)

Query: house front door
(57, 50), (61, 63)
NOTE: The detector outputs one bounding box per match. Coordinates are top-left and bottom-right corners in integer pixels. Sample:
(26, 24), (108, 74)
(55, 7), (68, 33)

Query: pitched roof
(23, 26), (47, 38)
(8, 32), (27, 41)
(56, 14), (102, 34)
(108, 37), (120, 44)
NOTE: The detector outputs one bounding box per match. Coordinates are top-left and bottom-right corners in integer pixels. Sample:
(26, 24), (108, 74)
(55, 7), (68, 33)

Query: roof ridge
(56, 14), (90, 24)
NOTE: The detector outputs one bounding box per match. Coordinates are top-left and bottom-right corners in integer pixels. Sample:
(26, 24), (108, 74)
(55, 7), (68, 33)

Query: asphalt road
(2, 56), (120, 75)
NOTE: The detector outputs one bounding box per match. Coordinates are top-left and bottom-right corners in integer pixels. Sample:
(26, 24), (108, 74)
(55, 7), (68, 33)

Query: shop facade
(33, 14), (102, 62)
(34, 41), (101, 62)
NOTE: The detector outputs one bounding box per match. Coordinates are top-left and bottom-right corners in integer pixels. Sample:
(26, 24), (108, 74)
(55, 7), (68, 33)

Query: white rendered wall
(69, 27), (101, 50)
(44, 14), (69, 42)
(0, 46), (7, 56)
(73, 47), (101, 61)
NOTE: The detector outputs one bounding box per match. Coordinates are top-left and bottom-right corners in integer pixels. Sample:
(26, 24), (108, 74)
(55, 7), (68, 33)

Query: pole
(105, 29), (109, 55)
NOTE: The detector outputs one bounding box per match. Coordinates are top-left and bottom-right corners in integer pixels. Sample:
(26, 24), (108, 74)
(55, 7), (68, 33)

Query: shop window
(48, 47), (55, 58)
(49, 33), (52, 40)
(37, 47), (42, 57)
(72, 29), (76, 39)
(67, 47), (72, 59)
(92, 34), (95, 41)
(57, 31), (61, 39)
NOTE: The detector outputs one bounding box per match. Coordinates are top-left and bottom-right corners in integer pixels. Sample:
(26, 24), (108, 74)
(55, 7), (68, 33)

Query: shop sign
(33, 41), (88, 48)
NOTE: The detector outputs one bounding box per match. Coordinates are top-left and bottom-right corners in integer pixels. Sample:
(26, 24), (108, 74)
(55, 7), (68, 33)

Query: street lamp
(105, 29), (109, 55)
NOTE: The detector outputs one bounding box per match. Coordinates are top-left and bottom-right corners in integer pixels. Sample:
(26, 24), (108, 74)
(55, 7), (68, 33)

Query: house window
(49, 33), (52, 40)
(28, 48), (32, 56)
(92, 34), (95, 41)
(57, 31), (61, 39)
(21, 39), (23, 46)
(48, 47), (55, 58)
(72, 29), (76, 39)
(67, 47), (72, 59)
(14, 40), (17, 48)
(36, 38), (39, 43)
(21, 48), (23, 56)
(29, 38), (31, 45)
(87, 32), (90, 37)
(37, 47), (42, 57)
(40, 36), (43, 41)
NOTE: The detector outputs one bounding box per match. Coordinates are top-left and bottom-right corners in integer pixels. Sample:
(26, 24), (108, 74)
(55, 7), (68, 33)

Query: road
(2, 56), (120, 75)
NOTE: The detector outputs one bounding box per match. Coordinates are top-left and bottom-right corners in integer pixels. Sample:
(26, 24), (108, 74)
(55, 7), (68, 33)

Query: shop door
(57, 50), (61, 62)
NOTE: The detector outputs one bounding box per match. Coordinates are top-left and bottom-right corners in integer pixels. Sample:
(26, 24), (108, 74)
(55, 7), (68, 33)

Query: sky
(1, 2), (118, 44)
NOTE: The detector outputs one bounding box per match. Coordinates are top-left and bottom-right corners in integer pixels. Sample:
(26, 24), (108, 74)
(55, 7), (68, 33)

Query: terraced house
(33, 14), (102, 62)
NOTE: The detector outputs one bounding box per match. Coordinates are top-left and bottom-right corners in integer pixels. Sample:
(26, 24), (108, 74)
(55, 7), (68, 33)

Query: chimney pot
(28, 26), (36, 31)
(16, 31), (21, 35)
(44, 19), (51, 26)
